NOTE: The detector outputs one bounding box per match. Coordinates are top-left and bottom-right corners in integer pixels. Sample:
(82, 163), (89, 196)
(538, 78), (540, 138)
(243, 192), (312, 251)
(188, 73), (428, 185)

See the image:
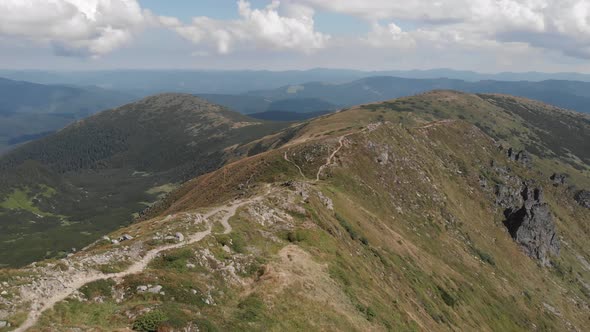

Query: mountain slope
(0, 94), (290, 267)
(0, 77), (135, 153)
(0, 91), (588, 331)
(248, 76), (590, 114)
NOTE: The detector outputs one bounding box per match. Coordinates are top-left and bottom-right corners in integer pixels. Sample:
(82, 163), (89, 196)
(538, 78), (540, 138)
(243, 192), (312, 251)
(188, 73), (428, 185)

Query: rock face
(575, 190), (590, 209)
(495, 181), (560, 266)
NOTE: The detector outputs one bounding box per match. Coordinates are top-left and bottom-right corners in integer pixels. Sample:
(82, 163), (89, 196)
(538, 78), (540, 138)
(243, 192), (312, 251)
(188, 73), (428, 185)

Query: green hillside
(0, 94), (289, 267)
(0, 91), (587, 331)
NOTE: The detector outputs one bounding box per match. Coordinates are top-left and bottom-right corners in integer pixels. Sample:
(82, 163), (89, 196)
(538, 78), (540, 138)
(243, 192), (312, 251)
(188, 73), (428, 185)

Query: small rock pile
(575, 190), (590, 209)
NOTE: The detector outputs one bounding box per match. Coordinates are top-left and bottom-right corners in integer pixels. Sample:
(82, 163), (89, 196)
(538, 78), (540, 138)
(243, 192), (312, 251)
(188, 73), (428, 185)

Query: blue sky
(138, 0), (368, 35)
(139, 0), (251, 21)
(0, 0), (589, 73)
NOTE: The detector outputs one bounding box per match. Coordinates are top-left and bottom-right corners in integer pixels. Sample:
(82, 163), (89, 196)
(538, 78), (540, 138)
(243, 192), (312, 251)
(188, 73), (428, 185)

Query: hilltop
(0, 91), (588, 331)
(0, 77), (135, 153)
(0, 94), (290, 266)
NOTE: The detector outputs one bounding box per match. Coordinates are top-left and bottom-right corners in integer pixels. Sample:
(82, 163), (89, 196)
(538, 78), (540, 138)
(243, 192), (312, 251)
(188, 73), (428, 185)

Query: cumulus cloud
(300, 0), (590, 58)
(365, 23), (416, 49)
(162, 0), (329, 54)
(0, 0), (150, 56)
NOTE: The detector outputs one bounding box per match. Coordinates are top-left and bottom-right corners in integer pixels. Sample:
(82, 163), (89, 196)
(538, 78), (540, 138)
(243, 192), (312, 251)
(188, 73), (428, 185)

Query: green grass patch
(133, 309), (168, 332)
(237, 294), (266, 322)
(0, 188), (44, 215)
(80, 279), (115, 299)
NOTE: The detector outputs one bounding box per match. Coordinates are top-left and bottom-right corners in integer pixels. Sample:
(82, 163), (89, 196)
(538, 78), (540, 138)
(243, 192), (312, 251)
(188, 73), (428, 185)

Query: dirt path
(15, 191), (268, 332)
(415, 119), (455, 129)
(283, 151), (307, 179)
(315, 135), (349, 182)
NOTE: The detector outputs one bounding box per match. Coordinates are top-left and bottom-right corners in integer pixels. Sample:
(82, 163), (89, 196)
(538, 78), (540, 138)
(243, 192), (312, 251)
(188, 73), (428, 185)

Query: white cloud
(162, 0), (330, 54)
(366, 23), (416, 49)
(0, 0), (150, 57)
(300, 0), (590, 59)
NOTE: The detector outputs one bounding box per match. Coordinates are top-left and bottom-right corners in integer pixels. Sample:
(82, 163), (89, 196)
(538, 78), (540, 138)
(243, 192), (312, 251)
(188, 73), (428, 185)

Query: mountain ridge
(1, 90), (588, 331)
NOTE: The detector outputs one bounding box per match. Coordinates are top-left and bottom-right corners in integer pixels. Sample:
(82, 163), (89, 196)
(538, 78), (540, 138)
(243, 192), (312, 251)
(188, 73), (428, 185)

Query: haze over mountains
(3, 69), (590, 154)
(0, 77), (135, 153)
(4, 69), (590, 94)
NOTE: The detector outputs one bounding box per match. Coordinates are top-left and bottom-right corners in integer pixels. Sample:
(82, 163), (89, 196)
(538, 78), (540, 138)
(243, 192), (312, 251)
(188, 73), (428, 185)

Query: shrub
(475, 248), (496, 266)
(237, 294), (265, 322)
(286, 230), (305, 243)
(437, 286), (457, 307)
(132, 310), (168, 332)
(335, 213), (358, 240)
(195, 319), (218, 332)
(230, 233), (246, 254)
(80, 279), (115, 299)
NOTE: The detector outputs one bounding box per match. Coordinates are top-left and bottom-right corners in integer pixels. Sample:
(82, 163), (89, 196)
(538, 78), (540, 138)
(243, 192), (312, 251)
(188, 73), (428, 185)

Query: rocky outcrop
(507, 148), (532, 168)
(550, 173), (567, 186)
(495, 181), (560, 266)
(575, 190), (590, 209)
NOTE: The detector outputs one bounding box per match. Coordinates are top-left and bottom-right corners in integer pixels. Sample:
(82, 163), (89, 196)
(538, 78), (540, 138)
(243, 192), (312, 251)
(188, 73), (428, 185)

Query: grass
(0, 188), (44, 215)
(10, 91), (590, 331)
(80, 279), (115, 299)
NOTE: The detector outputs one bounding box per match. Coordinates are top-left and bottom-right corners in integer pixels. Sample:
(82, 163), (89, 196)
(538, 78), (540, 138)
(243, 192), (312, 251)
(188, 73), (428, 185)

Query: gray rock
(377, 151), (389, 165)
(317, 192), (334, 211)
(550, 173), (567, 186)
(478, 175), (488, 189)
(147, 285), (162, 294)
(175, 232), (185, 242)
(498, 181), (560, 266)
(507, 148), (532, 167)
(575, 190), (590, 209)
(136, 285), (148, 293)
(0, 321), (7, 328)
(119, 234), (133, 242)
(111, 239), (120, 245)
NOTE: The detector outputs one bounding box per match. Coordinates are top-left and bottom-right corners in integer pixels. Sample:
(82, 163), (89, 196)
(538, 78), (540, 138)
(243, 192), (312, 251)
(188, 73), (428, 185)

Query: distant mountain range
(2, 73), (590, 154)
(0, 77), (136, 153)
(3, 68), (590, 95)
(247, 77), (590, 114)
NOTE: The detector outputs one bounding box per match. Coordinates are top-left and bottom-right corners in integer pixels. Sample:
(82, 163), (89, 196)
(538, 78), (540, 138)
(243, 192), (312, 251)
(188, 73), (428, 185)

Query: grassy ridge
(27, 91), (590, 331)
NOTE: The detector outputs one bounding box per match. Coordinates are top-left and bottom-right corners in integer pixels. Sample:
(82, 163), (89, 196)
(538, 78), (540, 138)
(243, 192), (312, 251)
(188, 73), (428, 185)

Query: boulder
(147, 285), (162, 294)
(575, 190), (590, 209)
(136, 285), (148, 293)
(0, 321), (8, 328)
(175, 232), (185, 242)
(317, 192), (334, 211)
(119, 234), (133, 242)
(550, 173), (567, 186)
